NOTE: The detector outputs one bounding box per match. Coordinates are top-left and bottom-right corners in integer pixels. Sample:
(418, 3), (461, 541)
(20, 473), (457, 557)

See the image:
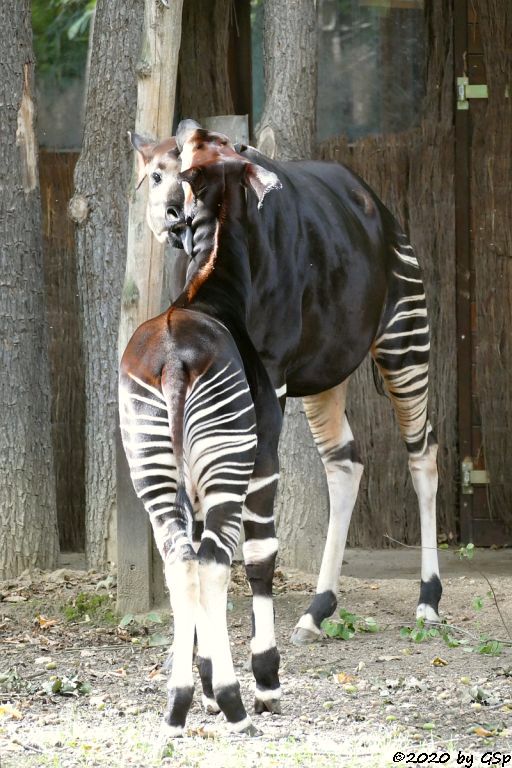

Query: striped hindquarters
(119, 373), (193, 560)
(184, 361), (258, 565)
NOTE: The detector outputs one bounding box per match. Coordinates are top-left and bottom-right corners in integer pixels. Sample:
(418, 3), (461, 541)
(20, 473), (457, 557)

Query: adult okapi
(127, 118), (441, 720)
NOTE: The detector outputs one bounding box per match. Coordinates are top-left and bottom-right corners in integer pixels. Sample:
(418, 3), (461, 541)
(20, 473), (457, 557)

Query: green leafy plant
(400, 619), (502, 656)
(61, 592), (115, 623)
(472, 595), (484, 611)
(457, 542), (475, 560)
(476, 638), (502, 656)
(400, 619), (441, 644)
(322, 608), (379, 640)
(42, 674), (92, 696)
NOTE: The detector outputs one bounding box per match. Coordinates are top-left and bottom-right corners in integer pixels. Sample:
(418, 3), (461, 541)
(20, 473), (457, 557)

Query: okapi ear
(129, 131), (157, 189)
(244, 163), (282, 209)
(177, 166), (204, 193)
(175, 119), (203, 152)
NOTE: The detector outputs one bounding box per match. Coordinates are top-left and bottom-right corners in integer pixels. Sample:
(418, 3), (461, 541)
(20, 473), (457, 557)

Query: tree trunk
(257, 0), (317, 159)
(117, 0), (183, 614)
(71, 0), (143, 569)
(0, 0), (59, 578)
(256, 0), (327, 570)
(40, 151), (85, 553)
(177, 0), (234, 120)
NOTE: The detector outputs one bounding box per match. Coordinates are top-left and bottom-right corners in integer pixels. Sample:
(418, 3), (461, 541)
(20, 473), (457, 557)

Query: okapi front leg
(292, 382), (363, 644)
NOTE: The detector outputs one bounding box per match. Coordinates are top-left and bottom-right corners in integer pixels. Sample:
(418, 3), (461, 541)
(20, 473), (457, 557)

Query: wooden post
(117, 0), (183, 614)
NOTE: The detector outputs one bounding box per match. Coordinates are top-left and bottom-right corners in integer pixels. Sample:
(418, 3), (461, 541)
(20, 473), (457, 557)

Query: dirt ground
(0, 548), (510, 768)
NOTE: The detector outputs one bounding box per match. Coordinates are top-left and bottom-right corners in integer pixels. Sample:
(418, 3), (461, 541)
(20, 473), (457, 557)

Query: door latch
(461, 457), (490, 494)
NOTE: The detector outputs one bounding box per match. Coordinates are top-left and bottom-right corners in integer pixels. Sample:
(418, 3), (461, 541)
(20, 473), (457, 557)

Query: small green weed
(62, 592), (116, 624)
(41, 674), (92, 697)
(400, 619), (502, 656)
(457, 542), (475, 560)
(322, 608), (379, 640)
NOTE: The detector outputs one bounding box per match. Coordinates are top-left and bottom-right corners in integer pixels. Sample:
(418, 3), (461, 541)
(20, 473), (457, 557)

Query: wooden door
(455, 0), (512, 545)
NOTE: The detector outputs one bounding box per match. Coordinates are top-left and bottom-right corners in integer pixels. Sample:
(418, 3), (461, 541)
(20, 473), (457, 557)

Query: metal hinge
(461, 457), (490, 494)
(457, 77), (488, 110)
(457, 77), (510, 110)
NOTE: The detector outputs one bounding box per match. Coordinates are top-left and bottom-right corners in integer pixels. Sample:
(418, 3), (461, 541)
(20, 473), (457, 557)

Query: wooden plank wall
(40, 150), (85, 552)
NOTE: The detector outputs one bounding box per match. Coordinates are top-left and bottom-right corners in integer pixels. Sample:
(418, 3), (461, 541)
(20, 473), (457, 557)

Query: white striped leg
(162, 558), (199, 737)
(372, 258), (442, 621)
(242, 491), (281, 714)
(195, 602), (220, 714)
(410, 436), (441, 620)
(198, 560), (259, 736)
(292, 382), (363, 645)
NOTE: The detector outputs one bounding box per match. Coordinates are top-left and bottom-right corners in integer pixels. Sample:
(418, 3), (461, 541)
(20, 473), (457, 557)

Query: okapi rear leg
(372, 355), (441, 621)
(191, 521), (221, 715)
(161, 557), (199, 737)
(242, 462), (281, 714)
(197, 544), (259, 736)
(291, 381), (364, 645)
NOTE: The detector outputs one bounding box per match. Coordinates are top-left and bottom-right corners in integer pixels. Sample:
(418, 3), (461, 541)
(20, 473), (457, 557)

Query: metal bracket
(457, 77), (509, 110)
(457, 77), (488, 110)
(461, 457), (490, 494)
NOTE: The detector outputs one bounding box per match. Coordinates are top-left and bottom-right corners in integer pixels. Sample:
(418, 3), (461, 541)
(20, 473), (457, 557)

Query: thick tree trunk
(256, 0), (327, 570)
(257, 0), (317, 159)
(0, 1), (59, 578)
(177, 0), (234, 120)
(71, 0), (143, 569)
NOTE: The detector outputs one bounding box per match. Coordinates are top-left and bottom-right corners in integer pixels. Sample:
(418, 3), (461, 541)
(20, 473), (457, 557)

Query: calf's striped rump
(119, 361), (261, 735)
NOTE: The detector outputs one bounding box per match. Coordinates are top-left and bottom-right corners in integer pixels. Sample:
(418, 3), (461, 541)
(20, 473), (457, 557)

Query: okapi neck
(181, 208), (251, 324)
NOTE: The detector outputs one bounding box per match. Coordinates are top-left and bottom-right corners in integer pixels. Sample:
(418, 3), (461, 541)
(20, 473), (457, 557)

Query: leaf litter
(0, 562), (510, 766)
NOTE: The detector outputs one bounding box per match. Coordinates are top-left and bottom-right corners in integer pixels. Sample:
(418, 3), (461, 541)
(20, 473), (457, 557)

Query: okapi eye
(151, 171), (162, 185)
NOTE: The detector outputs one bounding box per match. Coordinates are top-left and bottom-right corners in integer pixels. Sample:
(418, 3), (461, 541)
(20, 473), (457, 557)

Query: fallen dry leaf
(474, 726), (495, 738)
(0, 704), (22, 720)
(35, 615), (58, 629)
(110, 668), (127, 678)
(335, 672), (356, 684)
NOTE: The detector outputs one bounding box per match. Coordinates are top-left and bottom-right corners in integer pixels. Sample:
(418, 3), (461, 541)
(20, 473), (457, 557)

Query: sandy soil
(0, 551), (510, 767)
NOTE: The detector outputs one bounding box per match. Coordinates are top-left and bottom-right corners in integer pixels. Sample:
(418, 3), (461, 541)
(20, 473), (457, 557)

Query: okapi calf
(119, 150), (283, 735)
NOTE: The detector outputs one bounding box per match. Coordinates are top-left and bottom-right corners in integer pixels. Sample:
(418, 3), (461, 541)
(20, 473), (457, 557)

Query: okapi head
(130, 120), (280, 255)
(129, 132), (185, 248)
(177, 121), (282, 230)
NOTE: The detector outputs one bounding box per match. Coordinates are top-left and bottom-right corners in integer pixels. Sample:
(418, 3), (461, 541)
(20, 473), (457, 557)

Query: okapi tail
(164, 364), (194, 542)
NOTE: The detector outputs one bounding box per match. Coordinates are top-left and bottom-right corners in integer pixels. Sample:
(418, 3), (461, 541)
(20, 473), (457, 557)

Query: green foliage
(457, 542), (475, 560)
(42, 674), (92, 696)
(32, 0), (96, 83)
(400, 619), (440, 644)
(322, 608), (379, 640)
(472, 595), (484, 611)
(62, 592), (115, 623)
(399, 619), (502, 656)
(476, 638), (502, 656)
